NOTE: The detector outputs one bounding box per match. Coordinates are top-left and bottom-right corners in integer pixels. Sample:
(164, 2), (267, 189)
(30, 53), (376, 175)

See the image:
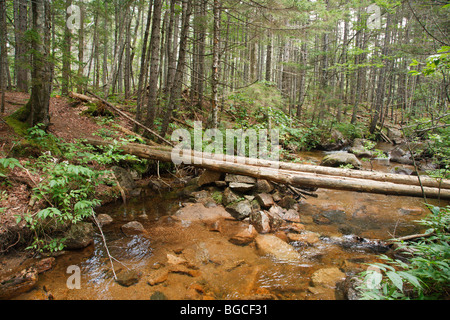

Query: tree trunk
(27, 0), (51, 127)
(76, 2), (85, 93)
(62, 0), (72, 96)
(196, 0), (207, 107)
(14, 0), (29, 92)
(165, 0), (180, 93)
(0, 0), (6, 113)
(297, 42), (307, 118)
(265, 32), (272, 82)
(160, 0), (192, 138)
(210, 0), (221, 129)
(123, 5), (132, 99)
(135, 1), (153, 130)
(145, 0), (163, 130)
(369, 13), (392, 134)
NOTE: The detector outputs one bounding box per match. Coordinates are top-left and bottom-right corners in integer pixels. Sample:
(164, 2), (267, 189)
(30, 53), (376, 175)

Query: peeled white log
(85, 138), (450, 200)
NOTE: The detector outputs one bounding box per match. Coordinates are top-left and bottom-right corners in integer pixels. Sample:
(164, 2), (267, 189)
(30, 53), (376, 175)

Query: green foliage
(427, 128), (450, 176)
(410, 46), (450, 76)
(334, 122), (364, 140)
(357, 205), (450, 300)
(7, 124), (137, 252)
(0, 157), (23, 172)
(20, 152), (108, 252)
(0, 158), (23, 183)
(227, 81), (287, 124)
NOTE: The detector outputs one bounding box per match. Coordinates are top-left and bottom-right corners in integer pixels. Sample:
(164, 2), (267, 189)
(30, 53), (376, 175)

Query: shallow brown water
(13, 150), (447, 301)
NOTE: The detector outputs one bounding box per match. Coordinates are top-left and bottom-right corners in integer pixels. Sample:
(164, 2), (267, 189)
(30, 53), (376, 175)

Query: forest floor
(0, 91), (142, 254)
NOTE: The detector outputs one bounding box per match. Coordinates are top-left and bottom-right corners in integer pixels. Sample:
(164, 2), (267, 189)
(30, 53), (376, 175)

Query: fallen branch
(171, 116), (194, 129)
(387, 230), (435, 245)
(113, 124), (160, 147)
(84, 91), (174, 147)
(288, 185), (318, 198)
(414, 123), (450, 133)
(91, 211), (117, 280)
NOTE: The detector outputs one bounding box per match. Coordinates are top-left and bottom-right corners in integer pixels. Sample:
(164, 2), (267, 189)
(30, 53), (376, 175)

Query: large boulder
(255, 193), (274, 209)
(320, 152), (362, 169)
(389, 146), (413, 164)
(228, 182), (255, 193)
(222, 187), (241, 206)
(319, 130), (349, 151)
(386, 127), (403, 145)
(255, 179), (274, 193)
(225, 174), (257, 184)
(348, 138), (374, 158)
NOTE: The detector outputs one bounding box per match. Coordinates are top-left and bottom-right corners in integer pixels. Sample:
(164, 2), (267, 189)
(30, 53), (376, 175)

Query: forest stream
(10, 146), (446, 300)
(11, 147), (447, 300)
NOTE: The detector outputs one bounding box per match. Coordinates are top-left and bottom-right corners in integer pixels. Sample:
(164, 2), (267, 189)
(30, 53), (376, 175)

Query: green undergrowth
(357, 205), (449, 300)
(0, 123), (147, 253)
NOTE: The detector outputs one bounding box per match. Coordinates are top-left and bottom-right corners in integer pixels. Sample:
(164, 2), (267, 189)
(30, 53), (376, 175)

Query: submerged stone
(255, 234), (301, 262)
(121, 221), (145, 236)
(115, 269), (142, 287)
(310, 267), (346, 289)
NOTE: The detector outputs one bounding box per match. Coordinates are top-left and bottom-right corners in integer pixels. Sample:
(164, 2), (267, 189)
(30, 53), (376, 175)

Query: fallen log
(85, 138), (450, 200)
(69, 92), (99, 104)
(127, 143), (450, 190)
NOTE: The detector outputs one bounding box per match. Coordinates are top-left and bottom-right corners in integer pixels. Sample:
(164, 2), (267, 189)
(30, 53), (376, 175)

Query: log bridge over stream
(86, 138), (450, 200)
(70, 91), (450, 201)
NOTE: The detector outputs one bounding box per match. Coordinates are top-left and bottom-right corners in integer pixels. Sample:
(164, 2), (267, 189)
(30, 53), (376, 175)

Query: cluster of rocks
(320, 135), (435, 173)
(190, 170), (309, 235)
